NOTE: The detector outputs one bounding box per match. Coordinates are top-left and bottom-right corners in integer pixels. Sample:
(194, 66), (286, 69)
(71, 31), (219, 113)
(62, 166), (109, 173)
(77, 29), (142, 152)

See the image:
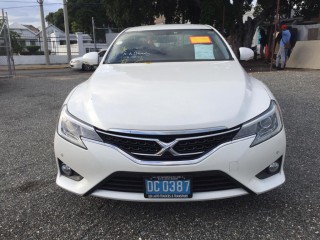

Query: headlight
(57, 105), (102, 148)
(234, 101), (283, 147)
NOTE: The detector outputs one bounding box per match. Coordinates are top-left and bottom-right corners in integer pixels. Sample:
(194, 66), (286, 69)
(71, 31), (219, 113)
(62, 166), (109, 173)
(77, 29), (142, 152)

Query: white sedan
(69, 49), (107, 71)
(55, 24), (286, 202)
(69, 57), (84, 70)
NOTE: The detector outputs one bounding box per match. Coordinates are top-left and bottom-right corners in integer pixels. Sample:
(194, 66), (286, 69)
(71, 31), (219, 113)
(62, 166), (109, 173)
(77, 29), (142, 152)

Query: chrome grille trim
(95, 127), (241, 161)
(107, 127), (228, 136)
(82, 135), (255, 166)
(96, 128), (240, 141)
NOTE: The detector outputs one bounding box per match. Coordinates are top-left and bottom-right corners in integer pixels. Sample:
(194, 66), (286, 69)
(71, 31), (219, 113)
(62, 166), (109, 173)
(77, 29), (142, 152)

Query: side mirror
(239, 47), (254, 61)
(82, 52), (99, 66)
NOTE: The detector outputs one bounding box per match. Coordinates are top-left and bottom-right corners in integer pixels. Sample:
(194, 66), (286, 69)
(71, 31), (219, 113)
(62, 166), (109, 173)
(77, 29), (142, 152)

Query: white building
(37, 24), (111, 55)
(6, 22), (119, 65)
(9, 22), (38, 47)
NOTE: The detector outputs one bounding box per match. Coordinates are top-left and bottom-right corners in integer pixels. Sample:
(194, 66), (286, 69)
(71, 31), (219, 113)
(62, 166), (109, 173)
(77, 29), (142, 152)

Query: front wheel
(82, 64), (94, 71)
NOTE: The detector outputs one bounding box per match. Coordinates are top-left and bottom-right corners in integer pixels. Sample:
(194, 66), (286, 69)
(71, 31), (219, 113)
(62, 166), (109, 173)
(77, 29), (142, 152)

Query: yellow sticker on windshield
(189, 36), (212, 44)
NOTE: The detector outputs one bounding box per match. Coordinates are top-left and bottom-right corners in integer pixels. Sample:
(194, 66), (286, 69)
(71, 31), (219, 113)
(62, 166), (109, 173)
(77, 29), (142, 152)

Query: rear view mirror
(239, 47), (254, 61)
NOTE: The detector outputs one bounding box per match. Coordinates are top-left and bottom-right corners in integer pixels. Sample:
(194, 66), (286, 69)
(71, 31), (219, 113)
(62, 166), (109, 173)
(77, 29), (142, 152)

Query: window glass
(105, 29), (233, 64)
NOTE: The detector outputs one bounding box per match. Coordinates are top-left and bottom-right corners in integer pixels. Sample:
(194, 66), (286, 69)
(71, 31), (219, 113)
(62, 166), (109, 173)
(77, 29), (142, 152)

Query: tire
(82, 64), (94, 71)
(88, 65), (94, 71)
(82, 64), (90, 71)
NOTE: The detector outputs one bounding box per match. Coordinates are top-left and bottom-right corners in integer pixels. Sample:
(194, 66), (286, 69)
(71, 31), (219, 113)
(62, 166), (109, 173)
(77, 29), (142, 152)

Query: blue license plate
(144, 176), (192, 198)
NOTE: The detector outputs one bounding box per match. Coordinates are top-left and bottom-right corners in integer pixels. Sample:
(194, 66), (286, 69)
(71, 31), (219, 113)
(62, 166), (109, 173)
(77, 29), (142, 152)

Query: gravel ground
(0, 68), (319, 239)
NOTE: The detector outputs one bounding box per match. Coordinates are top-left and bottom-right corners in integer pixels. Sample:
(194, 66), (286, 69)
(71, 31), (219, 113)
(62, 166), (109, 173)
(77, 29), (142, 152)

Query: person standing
(276, 25), (291, 70)
(259, 29), (267, 59)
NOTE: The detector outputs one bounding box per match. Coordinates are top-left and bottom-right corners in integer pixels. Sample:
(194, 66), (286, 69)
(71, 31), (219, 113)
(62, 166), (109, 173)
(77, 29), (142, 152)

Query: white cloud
(2, 0), (62, 27)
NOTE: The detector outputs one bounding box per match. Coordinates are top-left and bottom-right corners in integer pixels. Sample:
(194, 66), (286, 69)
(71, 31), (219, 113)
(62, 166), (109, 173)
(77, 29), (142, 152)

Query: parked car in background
(55, 24), (286, 202)
(69, 56), (84, 70)
(69, 49), (108, 71)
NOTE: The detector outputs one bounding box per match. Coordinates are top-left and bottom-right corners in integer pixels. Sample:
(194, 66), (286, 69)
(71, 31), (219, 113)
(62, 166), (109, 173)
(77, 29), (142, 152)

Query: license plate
(144, 176), (192, 199)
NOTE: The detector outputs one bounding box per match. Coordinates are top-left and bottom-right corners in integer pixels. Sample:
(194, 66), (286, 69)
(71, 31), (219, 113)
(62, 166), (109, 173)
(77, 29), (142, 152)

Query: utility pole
(222, 5), (225, 37)
(2, 9), (12, 75)
(92, 17), (97, 51)
(37, 0), (50, 64)
(63, 0), (71, 61)
(5, 11), (15, 75)
(270, 0), (280, 71)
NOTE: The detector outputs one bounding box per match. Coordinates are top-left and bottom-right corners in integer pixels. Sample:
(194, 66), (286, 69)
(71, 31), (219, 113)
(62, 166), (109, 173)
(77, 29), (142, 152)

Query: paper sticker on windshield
(189, 36), (212, 44)
(194, 44), (215, 60)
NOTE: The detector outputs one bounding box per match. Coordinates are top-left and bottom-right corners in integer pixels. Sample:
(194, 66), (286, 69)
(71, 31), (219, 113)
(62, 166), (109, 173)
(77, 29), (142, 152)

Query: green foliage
(20, 51), (47, 55)
(44, 0), (319, 51)
(45, 0), (319, 31)
(10, 31), (24, 54)
(67, 0), (107, 33)
(26, 46), (41, 54)
(293, 0), (320, 19)
(155, 0), (180, 23)
(71, 21), (81, 33)
(45, 8), (65, 30)
(255, 0), (320, 20)
(102, 0), (156, 27)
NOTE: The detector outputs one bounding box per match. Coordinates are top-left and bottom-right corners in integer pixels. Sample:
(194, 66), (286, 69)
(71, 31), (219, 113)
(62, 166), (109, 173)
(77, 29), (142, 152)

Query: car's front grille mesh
(97, 171), (241, 193)
(97, 133), (161, 154)
(174, 132), (238, 154)
(96, 127), (239, 161)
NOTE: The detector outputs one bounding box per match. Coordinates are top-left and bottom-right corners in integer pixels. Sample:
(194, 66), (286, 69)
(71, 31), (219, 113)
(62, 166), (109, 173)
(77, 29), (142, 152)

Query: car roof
(125, 24), (213, 32)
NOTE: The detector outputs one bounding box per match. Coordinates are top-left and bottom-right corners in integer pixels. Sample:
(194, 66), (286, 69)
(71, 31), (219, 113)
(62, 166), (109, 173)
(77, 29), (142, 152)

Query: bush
(26, 46), (41, 54)
(20, 51), (43, 55)
(20, 50), (51, 55)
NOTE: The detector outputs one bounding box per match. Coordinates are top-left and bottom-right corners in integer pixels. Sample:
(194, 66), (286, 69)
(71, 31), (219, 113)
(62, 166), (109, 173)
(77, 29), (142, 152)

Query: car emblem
(155, 140), (179, 156)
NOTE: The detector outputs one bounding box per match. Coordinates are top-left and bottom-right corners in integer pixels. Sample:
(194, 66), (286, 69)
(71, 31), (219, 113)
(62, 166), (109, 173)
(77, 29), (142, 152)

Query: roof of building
(10, 22), (29, 29)
(9, 22), (37, 39)
(36, 24), (64, 36)
(23, 25), (40, 33)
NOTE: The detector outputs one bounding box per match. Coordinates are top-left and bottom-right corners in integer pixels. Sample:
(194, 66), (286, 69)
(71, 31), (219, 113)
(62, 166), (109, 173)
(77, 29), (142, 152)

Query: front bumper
(54, 129), (286, 202)
(70, 62), (82, 70)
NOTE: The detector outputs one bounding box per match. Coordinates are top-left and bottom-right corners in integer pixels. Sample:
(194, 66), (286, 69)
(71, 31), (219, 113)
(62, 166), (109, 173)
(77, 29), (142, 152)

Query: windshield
(104, 29), (233, 64)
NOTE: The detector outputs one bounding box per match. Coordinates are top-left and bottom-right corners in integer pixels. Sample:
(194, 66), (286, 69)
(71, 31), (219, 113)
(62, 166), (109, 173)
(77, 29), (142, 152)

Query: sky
(1, 0), (62, 28)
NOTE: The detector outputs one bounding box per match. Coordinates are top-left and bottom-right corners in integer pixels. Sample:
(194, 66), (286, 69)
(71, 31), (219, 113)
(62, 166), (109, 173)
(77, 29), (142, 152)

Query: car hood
(66, 61), (271, 131)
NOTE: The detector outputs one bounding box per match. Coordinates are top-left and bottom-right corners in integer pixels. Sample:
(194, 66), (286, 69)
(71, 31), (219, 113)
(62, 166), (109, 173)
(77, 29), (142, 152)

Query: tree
(46, 0), (107, 33)
(67, 0), (108, 33)
(226, 0), (319, 53)
(10, 31), (24, 54)
(293, 0), (320, 19)
(45, 0), (320, 56)
(102, 0), (156, 27)
(26, 46), (41, 54)
(153, 0), (177, 24)
(227, 0), (274, 54)
(70, 21), (81, 33)
(45, 8), (65, 30)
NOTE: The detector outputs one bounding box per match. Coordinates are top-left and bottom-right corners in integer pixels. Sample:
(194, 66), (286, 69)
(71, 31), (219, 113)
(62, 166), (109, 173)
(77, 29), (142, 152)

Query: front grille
(96, 171), (242, 193)
(97, 133), (161, 154)
(96, 127), (239, 161)
(174, 131), (238, 154)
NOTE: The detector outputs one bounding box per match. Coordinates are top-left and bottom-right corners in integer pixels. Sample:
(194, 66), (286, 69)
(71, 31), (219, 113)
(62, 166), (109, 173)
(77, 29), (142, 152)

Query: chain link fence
(0, 10), (14, 78)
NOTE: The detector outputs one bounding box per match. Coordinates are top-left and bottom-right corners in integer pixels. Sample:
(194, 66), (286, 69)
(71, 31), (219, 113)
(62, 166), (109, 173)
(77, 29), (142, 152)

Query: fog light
(61, 164), (73, 176)
(256, 157), (282, 179)
(268, 162), (280, 173)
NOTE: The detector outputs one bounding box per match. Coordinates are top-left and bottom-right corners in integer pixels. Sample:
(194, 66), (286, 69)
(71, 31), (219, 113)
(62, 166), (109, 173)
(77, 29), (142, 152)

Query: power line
(3, 3), (62, 9)
(1, 0), (36, 2)
(1, 0), (61, 3)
